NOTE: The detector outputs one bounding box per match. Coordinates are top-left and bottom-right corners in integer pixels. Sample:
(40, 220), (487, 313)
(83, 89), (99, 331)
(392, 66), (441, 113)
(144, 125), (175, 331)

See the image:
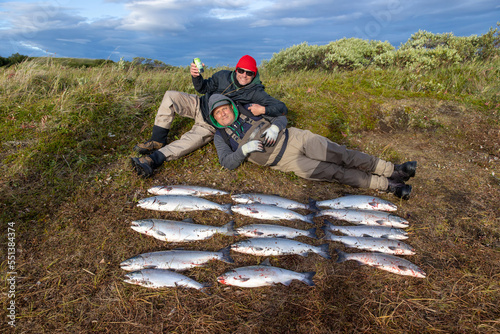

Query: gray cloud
(0, 0), (498, 66)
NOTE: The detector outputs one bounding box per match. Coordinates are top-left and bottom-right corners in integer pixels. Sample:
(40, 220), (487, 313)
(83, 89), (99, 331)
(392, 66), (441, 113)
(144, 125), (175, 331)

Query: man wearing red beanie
(131, 55), (288, 178)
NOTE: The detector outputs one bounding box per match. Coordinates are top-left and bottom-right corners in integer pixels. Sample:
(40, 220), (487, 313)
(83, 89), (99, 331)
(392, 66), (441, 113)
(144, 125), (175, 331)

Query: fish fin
(307, 227), (318, 239)
(334, 249), (347, 263)
(361, 234), (373, 238)
(142, 265), (158, 269)
(218, 246), (234, 264)
(379, 234), (390, 239)
(254, 247), (264, 251)
(398, 265), (408, 271)
(155, 230), (166, 236)
(308, 198), (320, 212)
(302, 272), (316, 286)
(304, 213), (315, 224)
(254, 231), (264, 236)
(298, 252), (309, 257)
(375, 220), (385, 226)
(182, 218), (195, 223)
(318, 243), (331, 259)
(388, 246), (397, 250)
(282, 280), (293, 286)
(222, 220), (238, 236)
(260, 258), (272, 266)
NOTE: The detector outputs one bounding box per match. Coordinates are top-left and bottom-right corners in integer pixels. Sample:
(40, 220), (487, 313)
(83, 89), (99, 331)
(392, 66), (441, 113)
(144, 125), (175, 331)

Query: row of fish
(129, 218), (411, 255)
(123, 186), (426, 290)
(137, 194), (408, 229)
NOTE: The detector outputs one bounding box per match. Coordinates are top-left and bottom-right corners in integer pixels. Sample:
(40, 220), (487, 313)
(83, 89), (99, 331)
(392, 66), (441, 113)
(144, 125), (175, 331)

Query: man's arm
(248, 88), (288, 117)
(214, 134), (247, 170)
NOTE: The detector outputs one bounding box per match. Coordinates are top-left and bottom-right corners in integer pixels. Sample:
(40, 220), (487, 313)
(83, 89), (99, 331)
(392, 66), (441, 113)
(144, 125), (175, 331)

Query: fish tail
(317, 243), (331, 259)
(222, 220), (238, 236)
(321, 229), (334, 240)
(218, 246), (234, 264)
(308, 198), (320, 212)
(307, 227), (318, 239)
(304, 213), (315, 224)
(223, 203), (233, 215)
(200, 283), (212, 295)
(323, 219), (333, 229)
(335, 249), (347, 263)
(302, 272), (316, 286)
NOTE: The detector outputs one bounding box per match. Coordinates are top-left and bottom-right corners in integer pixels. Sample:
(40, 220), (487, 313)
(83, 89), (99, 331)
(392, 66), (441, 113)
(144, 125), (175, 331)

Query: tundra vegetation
(1, 27), (499, 332)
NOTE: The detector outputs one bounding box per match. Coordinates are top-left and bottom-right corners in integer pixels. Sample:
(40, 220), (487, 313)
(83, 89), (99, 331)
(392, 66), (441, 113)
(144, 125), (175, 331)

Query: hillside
(1, 54), (499, 333)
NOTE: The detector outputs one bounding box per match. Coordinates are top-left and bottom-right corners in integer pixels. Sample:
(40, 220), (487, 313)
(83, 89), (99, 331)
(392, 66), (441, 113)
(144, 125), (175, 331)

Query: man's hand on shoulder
(248, 103), (266, 116)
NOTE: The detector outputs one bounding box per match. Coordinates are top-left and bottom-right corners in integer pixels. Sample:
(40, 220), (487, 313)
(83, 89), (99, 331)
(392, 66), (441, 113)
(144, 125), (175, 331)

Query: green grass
(1, 56), (499, 333)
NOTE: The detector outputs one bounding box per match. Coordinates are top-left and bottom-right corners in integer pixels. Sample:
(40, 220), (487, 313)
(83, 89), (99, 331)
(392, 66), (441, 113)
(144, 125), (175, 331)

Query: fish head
(217, 274), (228, 285)
(130, 220), (155, 235)
(231, 195), (252, 204)
(123, 270), (150, 286)
(230, 240), (249, 251)
(120, 255), (145, 271)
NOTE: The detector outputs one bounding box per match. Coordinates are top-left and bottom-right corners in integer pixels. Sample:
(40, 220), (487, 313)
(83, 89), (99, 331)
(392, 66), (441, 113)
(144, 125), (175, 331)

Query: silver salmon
(124, 269), (209, 290)
(316, 195), (397, 212)
(120, 247), (234, 271)
(130, 218), (237, 242)
(322, 221), (408, 240)
(217, 259), (315, 287)
(315, 209), (409, 228)
(148, 185), (228, 197)
(324, 230), (415, 255)
(231, 193), (319, 211)
(231, 237), (331, 259)
(231, 204), (315, 224)
(335, 249), (426, 278)
(236, 224), (317, 239)
(137, 195), (232, 214)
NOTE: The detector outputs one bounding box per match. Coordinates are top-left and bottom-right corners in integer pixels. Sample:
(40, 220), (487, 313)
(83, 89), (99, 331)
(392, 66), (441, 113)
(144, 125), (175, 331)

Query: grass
(1, 57), (499, 333)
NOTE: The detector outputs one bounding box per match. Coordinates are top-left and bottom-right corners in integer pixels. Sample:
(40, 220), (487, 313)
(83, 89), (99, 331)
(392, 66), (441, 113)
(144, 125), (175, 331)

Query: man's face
(213, 104), (235, 126)
(235, 67), (255, 86)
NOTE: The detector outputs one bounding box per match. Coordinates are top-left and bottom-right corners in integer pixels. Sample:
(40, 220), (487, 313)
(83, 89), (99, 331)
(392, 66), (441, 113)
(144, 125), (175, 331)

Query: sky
(1, 0), (499, 67)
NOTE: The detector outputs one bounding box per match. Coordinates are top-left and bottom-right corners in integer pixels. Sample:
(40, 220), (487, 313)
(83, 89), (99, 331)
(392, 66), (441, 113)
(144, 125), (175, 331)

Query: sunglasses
(236, 68), (255, 77)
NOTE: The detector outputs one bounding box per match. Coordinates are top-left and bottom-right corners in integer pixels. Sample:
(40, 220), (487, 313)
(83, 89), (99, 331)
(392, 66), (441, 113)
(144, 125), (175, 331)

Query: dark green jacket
(192, 70), (287, 123)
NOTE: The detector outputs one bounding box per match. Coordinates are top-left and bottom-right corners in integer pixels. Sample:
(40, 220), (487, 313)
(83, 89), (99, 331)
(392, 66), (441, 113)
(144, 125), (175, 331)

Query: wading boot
(387, 179), (412, 200)
(130, 151), (166, 178)
(130, 156), (155, 178)
(391, 161), (417, 182)
(134, 125), (169, 155)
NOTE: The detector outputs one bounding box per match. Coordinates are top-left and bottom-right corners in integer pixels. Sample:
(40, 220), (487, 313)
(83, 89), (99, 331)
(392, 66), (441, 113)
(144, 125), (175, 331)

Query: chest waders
(224, 113), (289, 167)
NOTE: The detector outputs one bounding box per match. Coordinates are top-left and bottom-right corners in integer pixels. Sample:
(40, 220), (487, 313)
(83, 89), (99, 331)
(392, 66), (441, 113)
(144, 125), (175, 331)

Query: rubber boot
(391, 161), (417, 182)
(387, 179), (412, 200)
(134, 125), (169, 155)
(131, 151), (166, 178)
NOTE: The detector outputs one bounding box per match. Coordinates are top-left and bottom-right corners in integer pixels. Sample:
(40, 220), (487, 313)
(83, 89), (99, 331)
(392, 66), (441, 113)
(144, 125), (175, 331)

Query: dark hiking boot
(131, 156), (155, 178)
(391, 161), (417, 182)
(134, 126), (169, 155)
(133, 140), (164, 155)
(387, 179), (412, 200)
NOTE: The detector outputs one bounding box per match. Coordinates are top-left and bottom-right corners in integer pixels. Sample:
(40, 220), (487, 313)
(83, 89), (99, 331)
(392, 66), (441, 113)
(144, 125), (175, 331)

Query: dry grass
(1, 60), (499, 333)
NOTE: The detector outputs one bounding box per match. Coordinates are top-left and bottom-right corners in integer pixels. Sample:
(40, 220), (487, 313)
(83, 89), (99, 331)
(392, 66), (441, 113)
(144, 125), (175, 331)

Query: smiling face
(213, 104), (235, 127)
(235, 67), (255, 86)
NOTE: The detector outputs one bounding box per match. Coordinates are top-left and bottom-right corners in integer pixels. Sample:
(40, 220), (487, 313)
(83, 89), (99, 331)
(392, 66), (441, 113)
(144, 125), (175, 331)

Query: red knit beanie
(236, 55), (257, 73)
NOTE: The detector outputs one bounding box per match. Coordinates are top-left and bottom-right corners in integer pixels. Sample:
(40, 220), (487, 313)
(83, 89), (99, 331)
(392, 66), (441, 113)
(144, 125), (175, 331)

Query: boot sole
(130, 158), (154, 178)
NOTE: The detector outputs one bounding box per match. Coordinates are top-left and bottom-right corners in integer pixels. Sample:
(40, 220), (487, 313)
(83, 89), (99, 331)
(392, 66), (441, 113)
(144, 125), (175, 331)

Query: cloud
(0, 0), (498, 65)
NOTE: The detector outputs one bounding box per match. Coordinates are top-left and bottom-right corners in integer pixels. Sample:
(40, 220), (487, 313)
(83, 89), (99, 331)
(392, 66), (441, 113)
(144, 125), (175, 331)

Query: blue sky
(1, 0), (499, 67)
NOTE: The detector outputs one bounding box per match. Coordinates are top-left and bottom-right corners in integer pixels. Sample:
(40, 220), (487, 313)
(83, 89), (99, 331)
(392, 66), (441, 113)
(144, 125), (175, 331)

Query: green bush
(323, 38), (395, 70)
(263, 25), (499, 74)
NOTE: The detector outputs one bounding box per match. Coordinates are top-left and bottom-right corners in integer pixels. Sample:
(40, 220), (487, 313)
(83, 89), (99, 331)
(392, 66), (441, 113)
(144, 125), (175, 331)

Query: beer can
(193, 58), (204, 73)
